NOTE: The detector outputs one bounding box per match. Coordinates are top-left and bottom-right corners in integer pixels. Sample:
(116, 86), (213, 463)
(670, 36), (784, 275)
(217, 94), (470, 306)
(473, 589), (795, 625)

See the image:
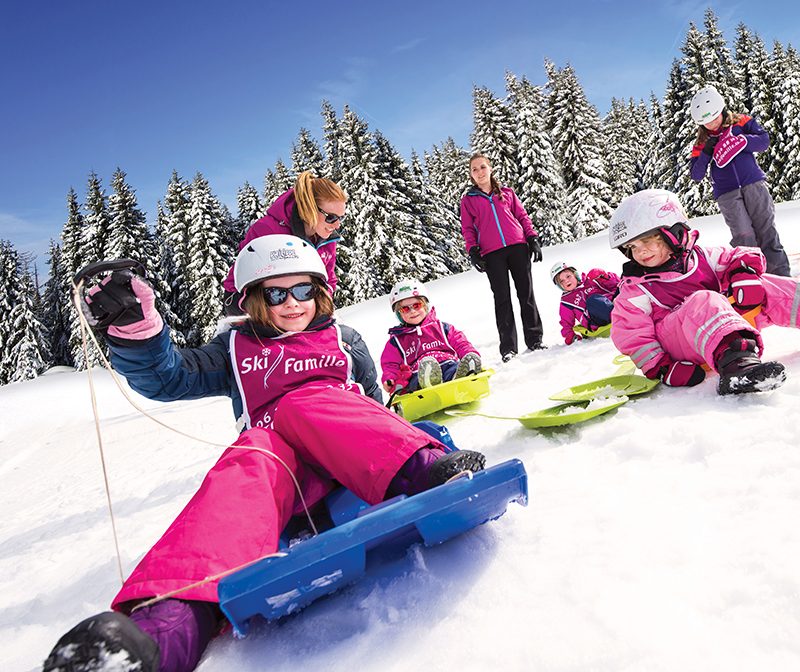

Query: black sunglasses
(262, 282), (317, 306)
(317, 207), (345, 224)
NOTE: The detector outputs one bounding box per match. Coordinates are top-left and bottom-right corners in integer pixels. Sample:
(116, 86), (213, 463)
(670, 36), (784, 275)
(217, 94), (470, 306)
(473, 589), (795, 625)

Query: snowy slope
(3, 203), (800, 672)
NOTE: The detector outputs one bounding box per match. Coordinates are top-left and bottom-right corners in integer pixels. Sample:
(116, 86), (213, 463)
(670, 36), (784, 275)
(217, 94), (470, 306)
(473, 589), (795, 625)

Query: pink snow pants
(112, 386), (443, 608)
(654, 274), (800, 371)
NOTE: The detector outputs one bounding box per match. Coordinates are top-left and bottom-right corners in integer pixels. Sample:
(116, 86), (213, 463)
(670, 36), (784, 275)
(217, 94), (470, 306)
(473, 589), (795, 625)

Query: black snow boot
(428, 450), (486, 487)
(715, 335), (786, 395)
(43, 611), (159, 672)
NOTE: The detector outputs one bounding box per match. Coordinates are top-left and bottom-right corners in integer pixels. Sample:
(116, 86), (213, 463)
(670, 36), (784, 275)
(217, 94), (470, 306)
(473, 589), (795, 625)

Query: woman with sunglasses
(222, 170), (346, 315)
(460, 153), (545, 362)
(380, 278), (482, 393)
(46, 235), (485, 672)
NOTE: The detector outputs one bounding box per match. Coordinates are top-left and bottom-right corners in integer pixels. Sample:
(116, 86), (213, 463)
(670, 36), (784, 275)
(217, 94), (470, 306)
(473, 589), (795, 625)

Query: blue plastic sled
(218, 440), (528, 636)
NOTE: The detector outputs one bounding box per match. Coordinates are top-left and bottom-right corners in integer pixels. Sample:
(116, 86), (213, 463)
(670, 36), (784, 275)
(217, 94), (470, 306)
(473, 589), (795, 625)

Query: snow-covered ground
(3, 203), (800, 672)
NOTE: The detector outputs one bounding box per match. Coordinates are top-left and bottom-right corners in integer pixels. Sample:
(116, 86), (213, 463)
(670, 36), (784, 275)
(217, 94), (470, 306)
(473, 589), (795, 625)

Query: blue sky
(2, 0), (798, 271)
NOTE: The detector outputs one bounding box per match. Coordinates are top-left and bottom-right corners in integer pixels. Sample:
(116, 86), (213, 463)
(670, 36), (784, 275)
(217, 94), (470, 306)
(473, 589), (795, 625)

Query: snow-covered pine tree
(152, 201), (186, 347)
(470, 86), (519, 189)
(701, 9), (744, 109)
(263, 159), (293, 207)
(769, 41), (800, 200)
(184, 173), (233, 346)
(603, 98), (640, 208)
(291, 128), (325, 178)
(735, 24), (773, 121)
(235, 181), (263, 240)
(642, 93), (670, 190)
(409, 150), (469, 274)
(371, 132), (451, 284)
(83, 172), (112, 262)
(334, 106), (386, 305)
(544, 61), (612, 238)
(321, 100), (343, 184)
(106, 168), (151, 264)
(505, 72), (572, 246)
(0, 241), (19, 384)
(424, 137), (471, 215)
(3, 268), (50, 383)
(41, 241), (72, 367)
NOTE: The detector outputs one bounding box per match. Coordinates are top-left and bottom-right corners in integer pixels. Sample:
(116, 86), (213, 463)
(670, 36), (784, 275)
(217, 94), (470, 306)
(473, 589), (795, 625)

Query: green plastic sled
(573, 323), (612, 339)
(391, 369), (495, 422)
(549, 374), (659, 402)
(446, 395), (628, 429)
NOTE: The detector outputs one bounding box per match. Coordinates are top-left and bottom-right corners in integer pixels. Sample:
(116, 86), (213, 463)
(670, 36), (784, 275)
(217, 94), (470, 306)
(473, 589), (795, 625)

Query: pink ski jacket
(611, 231), (768, 375)
(222, 189), (340, 294)
(460, 186), (538, 256)
(558, 270), (620, 343)
(380, 307), (478, 386)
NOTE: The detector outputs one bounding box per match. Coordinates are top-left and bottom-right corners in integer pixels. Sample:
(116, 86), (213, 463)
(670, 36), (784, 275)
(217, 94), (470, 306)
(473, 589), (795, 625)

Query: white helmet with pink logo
(233, 234), (327, 292)
(389, 278), (428, 310)
(609, 189), (690, 252)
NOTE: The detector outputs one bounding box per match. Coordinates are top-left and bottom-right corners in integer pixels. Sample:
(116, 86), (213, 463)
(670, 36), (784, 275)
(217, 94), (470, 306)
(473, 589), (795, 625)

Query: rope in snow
(70, 277), (320, 589)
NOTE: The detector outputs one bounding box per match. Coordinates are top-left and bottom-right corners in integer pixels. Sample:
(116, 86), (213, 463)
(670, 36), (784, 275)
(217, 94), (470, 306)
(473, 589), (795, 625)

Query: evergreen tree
(544, 62), (612, 237)
(0, 241), (19, 384)
(642, 93), (668, 189)
(701, 9), (743, 108)
(184, 173), (233, 346)
(235, 181), (263, 240)
(409, 151), (469, 274)
(291, 128), (325, 177)
(83, 172), (112, 262)
(769, 41), (800, 200)
(42, 241), (72, 367)
(263, 159), (293, 206)
(3, 268), (50, 382)
(321, 100), (343, 184)
(106, 168), (151, 263)
(470, 86), (519, 188)
(424, 137), (471, 215)
(505, 72), (572, 245)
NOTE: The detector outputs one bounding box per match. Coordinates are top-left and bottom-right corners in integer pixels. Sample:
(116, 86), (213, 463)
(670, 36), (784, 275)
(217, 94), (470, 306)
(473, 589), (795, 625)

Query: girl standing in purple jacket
(45, 236), (485, 672)
(460, 153), (545, 362)
(223, 171), (347, 314)
(689, 85), (790, 276)
(380, 278), (482, 393)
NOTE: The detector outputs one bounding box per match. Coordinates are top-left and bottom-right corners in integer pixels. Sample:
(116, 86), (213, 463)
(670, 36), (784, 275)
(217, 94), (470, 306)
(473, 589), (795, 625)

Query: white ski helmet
(609, 189), (689, 252)
(233, 234), (327, 292)
(389, 278), (428, 309)
(550, 262), (580, 286)
(690, 85), (725, 125)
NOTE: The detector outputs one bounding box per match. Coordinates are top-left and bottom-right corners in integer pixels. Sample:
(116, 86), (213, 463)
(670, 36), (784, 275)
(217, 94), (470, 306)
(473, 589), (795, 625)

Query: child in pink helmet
(550, 262), (619, 345)
(609, 189), (799, 395)
(380, 278), (482, 394)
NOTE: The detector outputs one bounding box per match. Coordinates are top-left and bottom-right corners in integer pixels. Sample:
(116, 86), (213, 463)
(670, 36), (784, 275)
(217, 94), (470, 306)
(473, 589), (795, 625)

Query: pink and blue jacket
(380, 307), (478, 387)
(558, 270), (620, 343)
(690, 115), (769, 199)
(223, 188), (341, 294)
(460, 186), (538, 256)
(611, 230), (800, 375)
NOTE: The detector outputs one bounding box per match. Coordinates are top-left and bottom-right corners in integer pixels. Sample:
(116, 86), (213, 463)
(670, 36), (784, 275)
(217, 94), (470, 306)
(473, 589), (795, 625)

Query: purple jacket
(611, 230), (766, 375)
(380, 307), (478, 385)
(460, 186), (538, 256)
(223, 189), (341, 294)
(690, 115), (769, 199)
(558, 270), (620, 343)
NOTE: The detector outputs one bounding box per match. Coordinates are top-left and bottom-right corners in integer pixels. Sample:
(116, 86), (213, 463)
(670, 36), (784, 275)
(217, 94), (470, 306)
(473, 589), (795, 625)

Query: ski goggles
(263, 282), (317, 306)
(397, 301), (425, 314)
(317, 207), (345, 224)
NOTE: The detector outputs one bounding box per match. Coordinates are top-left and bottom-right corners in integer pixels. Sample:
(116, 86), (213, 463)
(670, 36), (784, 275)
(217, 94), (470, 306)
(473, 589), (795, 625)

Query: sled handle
(72, 258), (146, 287)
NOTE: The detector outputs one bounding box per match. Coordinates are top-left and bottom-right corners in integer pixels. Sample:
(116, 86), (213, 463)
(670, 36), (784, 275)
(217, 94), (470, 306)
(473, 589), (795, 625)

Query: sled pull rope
(71, 278), (320, 587)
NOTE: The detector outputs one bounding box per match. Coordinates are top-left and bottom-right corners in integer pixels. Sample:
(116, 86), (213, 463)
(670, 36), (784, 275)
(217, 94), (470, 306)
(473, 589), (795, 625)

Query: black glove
(702, 135), (720, 156)
(469, 246), (486, 273)
(82, 270), (145, 331)
(527, 236), (542, 263)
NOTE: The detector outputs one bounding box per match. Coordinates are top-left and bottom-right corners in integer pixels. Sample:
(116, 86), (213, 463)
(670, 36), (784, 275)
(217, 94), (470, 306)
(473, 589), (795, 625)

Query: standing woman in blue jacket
(689, 85), (790, 276)
(460, 153), (545, 362)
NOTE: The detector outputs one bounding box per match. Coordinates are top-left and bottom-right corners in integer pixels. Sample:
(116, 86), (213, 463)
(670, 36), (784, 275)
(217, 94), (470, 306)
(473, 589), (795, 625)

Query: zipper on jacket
(486, 194), (507, 247)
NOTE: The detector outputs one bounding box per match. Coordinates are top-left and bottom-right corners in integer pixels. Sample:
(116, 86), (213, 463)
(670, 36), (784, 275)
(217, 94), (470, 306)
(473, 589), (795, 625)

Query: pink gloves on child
(385, 364), (412, 394)
(84, 271), (164, 341)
